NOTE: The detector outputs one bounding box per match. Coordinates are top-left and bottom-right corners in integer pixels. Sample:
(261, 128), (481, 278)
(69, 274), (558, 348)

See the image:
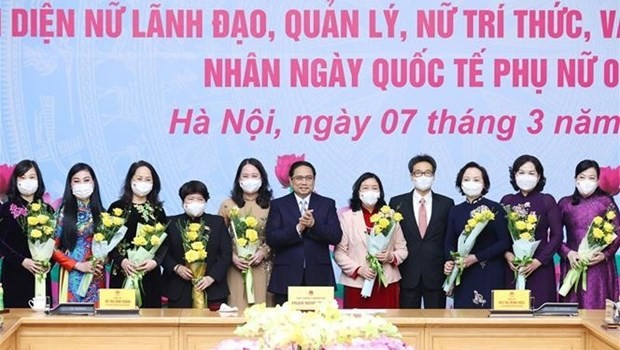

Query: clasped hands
(504, 252), (542, 277)
(567, 250), (605, 268)
(296, 209), (315, 233)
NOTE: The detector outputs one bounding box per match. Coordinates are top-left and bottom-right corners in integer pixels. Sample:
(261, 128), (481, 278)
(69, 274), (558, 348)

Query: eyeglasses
(412, 170), (434, 177)
(292, 175), (314, 183)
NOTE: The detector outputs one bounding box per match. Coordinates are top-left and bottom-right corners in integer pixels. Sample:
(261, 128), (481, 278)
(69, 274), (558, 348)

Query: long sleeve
(304, 198), (343, 245)
(107, 201), (127, 264)
(0, 206), (27, 267)
(534, 194), (563, 265)
(51, 208), (77, 270)
(603, 200), (620, 259)
(475, 205), (511, 262)
(391, 223), (408, 264)
(333, 211), (361, 277)
(152, 208), (169, 266)
(265, 201), (303, 249)
(444, 207), (457, 261)
(207, 216), (232, 283)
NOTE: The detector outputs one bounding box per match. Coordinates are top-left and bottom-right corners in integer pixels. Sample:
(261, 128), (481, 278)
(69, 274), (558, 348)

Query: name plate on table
(491, 290), (531, 311)
(98, 289), (136, 310)
(603, 299), (620, 328)
(288, 286), (334, 311)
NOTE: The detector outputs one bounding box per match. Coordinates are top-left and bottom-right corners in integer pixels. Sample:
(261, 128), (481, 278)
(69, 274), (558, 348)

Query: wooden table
(0, 309), (617, 349)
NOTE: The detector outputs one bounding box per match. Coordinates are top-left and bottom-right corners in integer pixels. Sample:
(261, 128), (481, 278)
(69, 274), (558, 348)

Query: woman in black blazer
(163, 180), (232, 310)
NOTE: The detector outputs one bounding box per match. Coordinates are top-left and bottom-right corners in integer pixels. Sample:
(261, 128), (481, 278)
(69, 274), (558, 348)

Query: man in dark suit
(163, 180), (232, 310)
(266, 161), (343, 305)
(389, 155), (454, 308)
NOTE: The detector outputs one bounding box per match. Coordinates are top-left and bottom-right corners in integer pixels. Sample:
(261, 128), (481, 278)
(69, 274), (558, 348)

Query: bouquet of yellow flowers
(180, 220), (209, 308)
(443, 205), (495, 294)
(215, 301), (413, 350)
(229, 206), (261, 304)
(77, 208), (127, 297)
(503, 202), (540, 290)
(18, 201), (55, 298)
(123, 222), (167, 306)
(362, 205), (403, 298)
(559, 208), (618, 296)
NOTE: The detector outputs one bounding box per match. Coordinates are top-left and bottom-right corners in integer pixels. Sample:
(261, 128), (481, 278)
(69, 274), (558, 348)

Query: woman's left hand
(587, 252), (606, 266)
(136, 259), (158, 272)
(376, 250), (394, 264)
(195, 276), (214, 291)
(93, 261), (105, 277)
(249, 249), (267, 266)
(519, 258), (542, 277)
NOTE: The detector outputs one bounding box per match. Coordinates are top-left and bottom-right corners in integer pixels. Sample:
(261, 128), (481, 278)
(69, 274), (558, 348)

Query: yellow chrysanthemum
(527, 214), (538, 224)
(191, 241), (204, 251)
(30, 229), (42, 239)
(198, 250), (207, 260)
(526, 223), (536, 232)
(606, 211), (617, 221)
(237, 238), (248, 247)
(142, 224), (155, 235)
(27, 216), (39, 226)
(604, 234), (614, 244)
(112, 217), (124, 226)
(593, 216), (604, 226)
(374, 226), (383, 234)
(185, 249), (199, 263)
(519, 232), (532, 241)
(94, 233), (105, 242)
(101, 212), (111, 218)
(43, 226), (54, 235)
(393, 212), (403, 222)
(112, 208), (123, 217)
(245, 216), (258, 228)
(473, 212), (483, 221)
(155, 223), (165, 232)
(150, 235), (161, 246)
(102, 216), (114, 228)
(246, 229), (259, 242)
(603, 222), (614, 233)
(132, 236), (147, 246)
(30, 202), (41, 212)
(592, 227), (605, 239)
(380, 205), (391, 214)
(229, 206), (240, 217)
(515, 221), (527, 231)
(467, 219), (477, 228)
(369, 214), (380, 223)
(509, 212), (519, 221)
(186, 230), (199, 241)
(188, 223), (202, 232)
(484, 211), (496, 220)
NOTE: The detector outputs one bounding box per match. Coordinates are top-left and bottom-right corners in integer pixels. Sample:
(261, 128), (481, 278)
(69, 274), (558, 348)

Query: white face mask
(17, 179), (38, 196)
(576, 179), (598, 197)
(461, 181), (483, 198)
(516, 174), (538, 192)
(184, 202), (206, 218)
(413, 176), (434, 191)
(132, 181), (153, 197)
(239, 179), (262, 194)
(359, 190), (380, 207)
(72, 183), (94, 201)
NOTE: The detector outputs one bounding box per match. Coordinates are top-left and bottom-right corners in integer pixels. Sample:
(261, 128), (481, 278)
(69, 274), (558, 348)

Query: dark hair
(509, 154), (547, 192)
(178, 180), (210, 202)
(349, 172), (386, 212)
(231, 158), (272, 209)
(119, 160), (163, 206)
(7, 159), (46, 203)
(570, 159), (606, 205)
(455, 161), (491, 196)
(408, 154), (437, 174)
(59, 163), (103, 252)
(288, 161), (316, 177)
